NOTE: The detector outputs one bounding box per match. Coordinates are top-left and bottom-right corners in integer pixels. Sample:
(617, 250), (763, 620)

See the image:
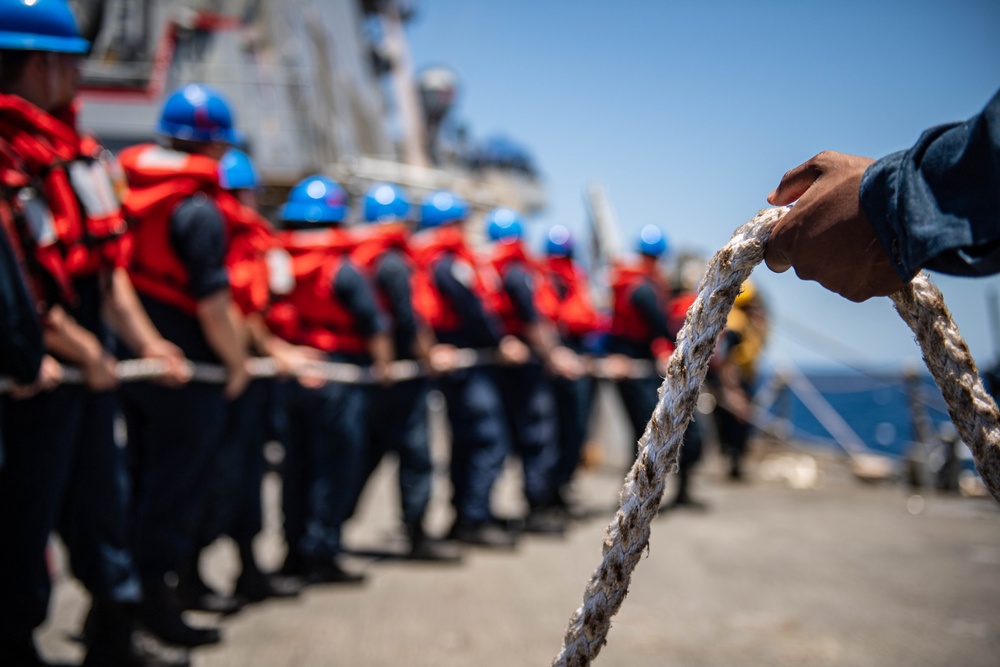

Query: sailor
(538, 225), (601, 511)
(410, 191), (527, 548)
(0, 2), (191, 664)
(118, 82), (252, 649)
(0, 182), (47, 415)
(605, 225), (705, 509)
(485, 208), (583, 534)
(708, 279), (767, 480)
(347, 181), (461, 561)
(179, 149), (304, 612)
(268, 175), (392, 584)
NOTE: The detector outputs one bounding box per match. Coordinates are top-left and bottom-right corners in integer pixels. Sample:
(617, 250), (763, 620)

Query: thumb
(764, 218), (794, 273)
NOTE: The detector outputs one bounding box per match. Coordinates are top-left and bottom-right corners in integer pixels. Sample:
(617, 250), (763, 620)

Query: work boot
(522, 507), (568, 536)
(234, 566), (302, 603)
(138, 581), (221, 648)
(82, 600), (191, 667)
(176, 556), (245, 616)
(447, 519), (518, 549)
(302, 557), (366, 585)
(405, 523), (463, 563)
(0, 635), (46, 667)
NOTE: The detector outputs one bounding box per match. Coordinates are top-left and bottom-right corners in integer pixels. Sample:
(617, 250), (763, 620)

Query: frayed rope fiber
(552, 207), (1000, 667)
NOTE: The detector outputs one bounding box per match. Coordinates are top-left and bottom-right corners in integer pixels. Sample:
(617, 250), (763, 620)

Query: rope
(889, 276), (1000, 502)
(0, 348), (658, 394)
(551, 207), (1000, 666)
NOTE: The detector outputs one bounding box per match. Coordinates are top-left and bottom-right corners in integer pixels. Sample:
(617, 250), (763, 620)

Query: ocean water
(757, 370), (962, 460)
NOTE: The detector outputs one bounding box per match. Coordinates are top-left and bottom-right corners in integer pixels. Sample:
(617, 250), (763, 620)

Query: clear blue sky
(406, 0), (1000, 372)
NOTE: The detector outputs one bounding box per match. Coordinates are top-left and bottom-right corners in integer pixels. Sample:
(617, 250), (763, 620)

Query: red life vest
(488, 240), (557, 337)
(410, 224), (497, 334)
(227, 206), (280, 316)
(540, 255), (599, 339)
(119, 143), (251, 315)
(266, 228), (368, 354)
(0, 95), (128, 303)
(609, 261), (674, 358)
(351, 222), (435, 326)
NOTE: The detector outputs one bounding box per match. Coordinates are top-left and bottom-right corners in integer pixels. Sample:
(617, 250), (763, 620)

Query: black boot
(176, 555), (245, 616)
(138, 581), (221, 648)
(234, 550), (302, 603)
(405, 523), (463, 563)
(82, 599), (191, 667)
(301, 556), (367, 585)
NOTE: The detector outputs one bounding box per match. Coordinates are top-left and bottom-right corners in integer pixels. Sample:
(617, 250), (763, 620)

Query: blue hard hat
(0, 0), (90, 53)
(637, 224), (668, 257)
(419, 190), (469, 229)
(546, 224), (574, 257)
(485, 207), (524, 243)
(280, 175), (347, 225)
(156, 83), (241, 144)
(218, 149), (260, 191)
(363, 182), (411, 223)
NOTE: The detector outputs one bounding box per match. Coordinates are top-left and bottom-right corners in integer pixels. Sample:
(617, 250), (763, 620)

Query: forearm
(43, 305), (105, 367)
(368, 331), (394, 366)
(102, 267), (168, 355)
(196, 289), (249, 371)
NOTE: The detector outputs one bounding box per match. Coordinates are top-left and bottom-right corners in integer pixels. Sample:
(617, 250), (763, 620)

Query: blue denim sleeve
(860, 88), (1000, 280)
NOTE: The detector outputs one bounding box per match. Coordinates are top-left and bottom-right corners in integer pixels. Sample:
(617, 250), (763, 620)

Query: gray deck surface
(37, 388), (1000, 666)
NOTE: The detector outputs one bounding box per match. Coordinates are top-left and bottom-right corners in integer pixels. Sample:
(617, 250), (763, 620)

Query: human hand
(600, 354), (634, 381)
(83, 351), (120, 392)
(427, 343), (460, 375)
(547, 345), (585, 380)
(765, 151), (906, 302)
(224, 360), (251, 400)
(498, 335), (531, 366)
(10, 355), (63, 399)
(140, 338), (191, 387)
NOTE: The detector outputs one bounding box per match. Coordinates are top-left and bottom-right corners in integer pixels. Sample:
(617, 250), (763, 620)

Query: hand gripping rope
(550, 207), (1000, 667)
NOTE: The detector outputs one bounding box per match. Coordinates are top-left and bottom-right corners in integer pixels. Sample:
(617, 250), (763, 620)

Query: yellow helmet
(733, 280), (757, 308)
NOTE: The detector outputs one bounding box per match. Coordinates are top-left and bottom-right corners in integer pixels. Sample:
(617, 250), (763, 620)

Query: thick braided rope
(551, 207), (785, 667)
(890, 276), (1000, 502)
(553, 209), (1000, 666)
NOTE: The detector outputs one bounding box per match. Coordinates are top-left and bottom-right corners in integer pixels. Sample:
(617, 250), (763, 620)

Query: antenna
(583, 182), (622, 266)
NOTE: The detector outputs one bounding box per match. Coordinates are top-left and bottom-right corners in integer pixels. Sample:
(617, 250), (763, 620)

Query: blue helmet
(280, 175), (347, 225)
(363, 182), (411, 223)
(485, 207), (524, 243)
(546, 224), (574, 257)
(419, 190), (469, 229)
(0, 0), (90, 53)
(218, 149), (260, 191)
(637, 224), (668, 258)
(156, 83), (240, 144)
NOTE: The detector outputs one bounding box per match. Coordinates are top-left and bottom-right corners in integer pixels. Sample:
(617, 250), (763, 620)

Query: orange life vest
(487, 240), (556, 337)
(350, 222), (426, 320)
(227, 206), (280, 316)
(120, 143), (252, 315)
(266, 228), (368, 354)
(410, 224), (496, 334)
(609, 261), (674, 358)
(0, 95), (128, 303)
(540, 255), (599, 339)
